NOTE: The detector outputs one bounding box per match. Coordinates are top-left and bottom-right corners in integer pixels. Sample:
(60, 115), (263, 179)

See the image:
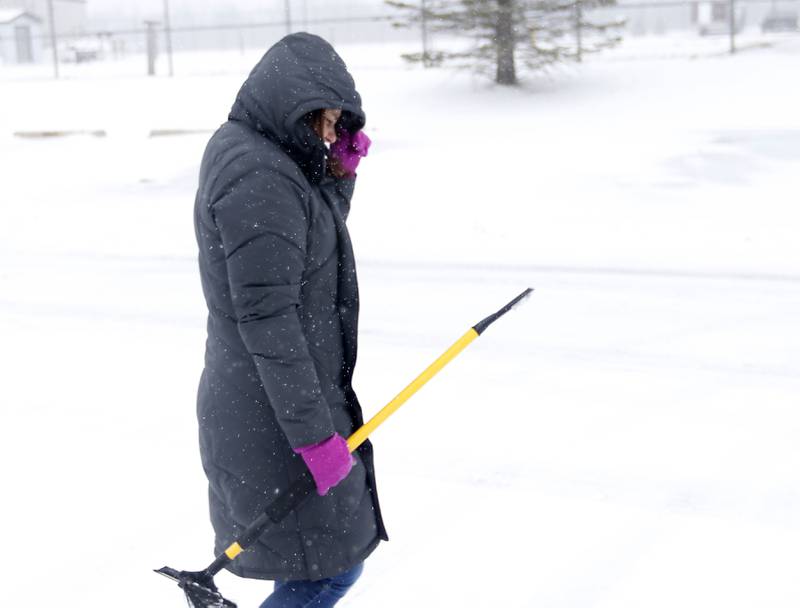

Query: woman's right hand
(294, 433), (355, 495)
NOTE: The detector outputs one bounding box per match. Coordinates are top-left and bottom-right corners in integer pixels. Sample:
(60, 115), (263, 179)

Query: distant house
(692, 0), (746, 35)
(0, 9), (42, 64)
(0, 0), (87, 36)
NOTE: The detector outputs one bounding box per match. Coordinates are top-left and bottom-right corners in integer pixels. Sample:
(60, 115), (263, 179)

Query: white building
(0, 9), (42, 63)
(0, 0), (86, 36)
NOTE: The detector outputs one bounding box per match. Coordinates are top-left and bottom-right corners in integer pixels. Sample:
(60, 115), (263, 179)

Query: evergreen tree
(386, 0), (625, 85)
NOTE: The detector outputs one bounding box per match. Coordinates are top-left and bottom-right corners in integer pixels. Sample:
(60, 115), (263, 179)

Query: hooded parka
(194, 33), (387, 582)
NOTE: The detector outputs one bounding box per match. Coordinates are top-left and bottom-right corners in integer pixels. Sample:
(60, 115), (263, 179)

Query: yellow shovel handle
(200, 289), (531, 578)
(346, 328), (479, 453)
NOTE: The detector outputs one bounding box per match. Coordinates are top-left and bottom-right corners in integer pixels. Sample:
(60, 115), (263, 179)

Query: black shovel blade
(156, 566), (237, 608)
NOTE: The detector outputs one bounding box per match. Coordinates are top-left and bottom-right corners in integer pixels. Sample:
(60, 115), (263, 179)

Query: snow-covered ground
(1, 35), (799, 607)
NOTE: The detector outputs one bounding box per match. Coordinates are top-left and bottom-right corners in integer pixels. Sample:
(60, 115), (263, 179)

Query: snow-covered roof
(0, 9), (41, 25)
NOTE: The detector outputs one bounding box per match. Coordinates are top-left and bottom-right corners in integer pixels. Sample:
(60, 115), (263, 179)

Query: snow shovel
(156, 287), (533, 608)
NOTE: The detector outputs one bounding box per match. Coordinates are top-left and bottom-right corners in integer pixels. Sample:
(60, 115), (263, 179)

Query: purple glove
(330, 129), (371, 176)
(294, 433), (354, 496)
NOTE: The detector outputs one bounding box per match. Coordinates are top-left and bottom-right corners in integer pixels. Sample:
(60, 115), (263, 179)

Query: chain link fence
(1, 0), (798, 79)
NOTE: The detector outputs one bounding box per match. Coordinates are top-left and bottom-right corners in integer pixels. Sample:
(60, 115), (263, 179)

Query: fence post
(145, 20), (159, 76)
(46, 0), (59, 79)
(285, 0), (293, 34)
(162, 0), (174, 76)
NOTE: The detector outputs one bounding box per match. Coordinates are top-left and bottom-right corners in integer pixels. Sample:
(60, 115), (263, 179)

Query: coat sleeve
(211, 166), (335, 449)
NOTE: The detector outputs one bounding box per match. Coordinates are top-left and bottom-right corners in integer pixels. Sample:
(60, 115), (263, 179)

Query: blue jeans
(259, 562), (364, 608)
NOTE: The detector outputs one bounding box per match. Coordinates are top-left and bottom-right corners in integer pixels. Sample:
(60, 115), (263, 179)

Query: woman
(193, 33), (387, 608)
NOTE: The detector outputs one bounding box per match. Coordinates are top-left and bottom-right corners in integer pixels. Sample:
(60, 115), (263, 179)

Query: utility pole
(728, 0), (736, 53)
(163, 0), (174, 76)
(285, 0), (292, 35)
(46, 0), (59, 78)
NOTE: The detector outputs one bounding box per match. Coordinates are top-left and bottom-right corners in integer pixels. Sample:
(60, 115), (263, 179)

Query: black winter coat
(194, 33), (387, 582)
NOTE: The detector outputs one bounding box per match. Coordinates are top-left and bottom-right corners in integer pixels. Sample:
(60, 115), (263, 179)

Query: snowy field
(1, 34), (800, 607)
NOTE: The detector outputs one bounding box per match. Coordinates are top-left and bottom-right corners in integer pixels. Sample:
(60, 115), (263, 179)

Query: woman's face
(313, 109), (342, 145)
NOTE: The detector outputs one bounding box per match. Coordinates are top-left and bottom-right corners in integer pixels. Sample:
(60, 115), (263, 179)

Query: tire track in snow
(4, 249), (800, 284)
(359, 259), (800, 285)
